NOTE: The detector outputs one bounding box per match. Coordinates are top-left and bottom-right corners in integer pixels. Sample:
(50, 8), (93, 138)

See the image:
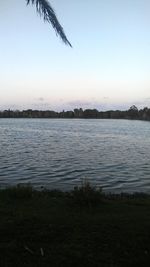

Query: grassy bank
(0, 184), (150, 266)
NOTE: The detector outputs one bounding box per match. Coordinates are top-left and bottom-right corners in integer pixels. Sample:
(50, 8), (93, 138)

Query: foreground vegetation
(1, 183), (150, 266)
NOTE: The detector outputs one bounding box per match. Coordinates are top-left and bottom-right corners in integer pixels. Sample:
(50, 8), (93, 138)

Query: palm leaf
(26, 0), (72, 47)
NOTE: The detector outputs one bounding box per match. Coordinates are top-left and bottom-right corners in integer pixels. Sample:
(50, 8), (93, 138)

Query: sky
(0, 0), (150, 111)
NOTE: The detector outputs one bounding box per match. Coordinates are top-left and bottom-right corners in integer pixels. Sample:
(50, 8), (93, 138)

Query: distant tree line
(0, 105), (150, 120)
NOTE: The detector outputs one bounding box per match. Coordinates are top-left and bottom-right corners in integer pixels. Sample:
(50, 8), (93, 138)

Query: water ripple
(0, 118), (150, 193)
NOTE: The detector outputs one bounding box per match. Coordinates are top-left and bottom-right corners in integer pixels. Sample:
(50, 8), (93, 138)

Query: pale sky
(0, 0), (150, 111)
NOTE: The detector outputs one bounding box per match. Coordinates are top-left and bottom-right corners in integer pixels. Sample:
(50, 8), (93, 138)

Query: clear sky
(0, 0), (150, 111)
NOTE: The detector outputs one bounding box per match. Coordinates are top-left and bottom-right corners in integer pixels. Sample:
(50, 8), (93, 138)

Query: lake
(0, 118), (150, 193)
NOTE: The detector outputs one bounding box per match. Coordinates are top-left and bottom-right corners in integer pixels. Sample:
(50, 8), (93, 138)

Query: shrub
(5, 184), (34, 199)
(70, 179), (103, 207)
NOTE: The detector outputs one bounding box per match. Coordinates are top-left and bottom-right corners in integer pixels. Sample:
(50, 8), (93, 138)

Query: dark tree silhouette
(26, 0), (72, 47)
(1, 107), (150, 120)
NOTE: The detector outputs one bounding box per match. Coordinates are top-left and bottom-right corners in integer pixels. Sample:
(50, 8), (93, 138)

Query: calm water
(0, 118), (150, 193)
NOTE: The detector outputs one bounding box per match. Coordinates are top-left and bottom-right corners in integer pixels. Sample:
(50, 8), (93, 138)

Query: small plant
(5, 183), (34, 199)
(71, 179), (103, 208)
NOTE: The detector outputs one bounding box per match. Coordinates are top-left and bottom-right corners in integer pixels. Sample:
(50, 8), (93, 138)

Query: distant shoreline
(0, 105), (150, 121)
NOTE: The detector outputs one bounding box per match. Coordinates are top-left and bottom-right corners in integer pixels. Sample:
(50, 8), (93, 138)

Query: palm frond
(26, 0), (72, 47)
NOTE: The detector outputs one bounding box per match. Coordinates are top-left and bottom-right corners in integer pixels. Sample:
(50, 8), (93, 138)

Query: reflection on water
(0, 118), (150, 193)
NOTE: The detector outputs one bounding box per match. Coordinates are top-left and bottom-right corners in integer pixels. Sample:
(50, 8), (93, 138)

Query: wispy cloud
(37, 97), (45, 102)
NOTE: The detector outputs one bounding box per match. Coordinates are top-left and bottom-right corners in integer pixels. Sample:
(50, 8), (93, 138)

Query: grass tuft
(70, 179), (103, 207)
(4, 183), (34, 199)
